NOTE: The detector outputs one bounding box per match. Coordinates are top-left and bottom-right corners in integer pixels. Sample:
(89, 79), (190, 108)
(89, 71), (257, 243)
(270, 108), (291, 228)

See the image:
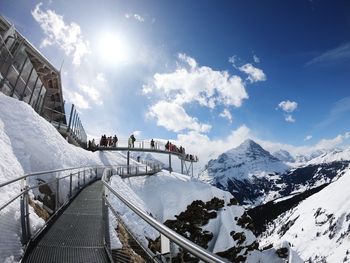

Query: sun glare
(97, 32), (130, 64)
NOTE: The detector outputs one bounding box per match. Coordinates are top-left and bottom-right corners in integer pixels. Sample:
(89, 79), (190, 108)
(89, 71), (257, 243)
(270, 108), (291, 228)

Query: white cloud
(253, 55), (260, 63)
(219, 109), (233, 123)
(285, 114), (295, 123)
(64, 90), (90, 109)
(176, 125), (251, 168)
(31, 3), (90, 65)
(306, 41), (350, 66)
(147, 101), (211, 133)
(278, 100), (298, 112)
(143, 53), (249, 109)
(125, 13), (145, 22)
(239, 63), (266, 83)
(78, 84), (102, 105)
(96, 73), (106, 82)
(304, 135), (313, 141)
(132, 130), (142, 137)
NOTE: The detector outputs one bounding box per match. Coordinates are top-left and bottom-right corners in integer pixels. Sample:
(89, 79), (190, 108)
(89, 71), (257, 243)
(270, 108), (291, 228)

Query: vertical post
(127, 150), (130, 174)
(10, 57), (28, 97)
(55, 176), (60, 211)
(28, 75), (39, 105)
(20, 65), (34, 100)
(67, 104), (75, 132)
(78, 171), (80, 189)
(95, 167), (98, 179)
(102, 193), (111, 252)
(20, 193), (27, 244)
(83, 170), (86, 186)
(34, 84), (44, 112)
(169, 153), (172, 173)
(181, 160), (184, 175)
(69, 173), (73, 198)
(191, 162), (194, 177)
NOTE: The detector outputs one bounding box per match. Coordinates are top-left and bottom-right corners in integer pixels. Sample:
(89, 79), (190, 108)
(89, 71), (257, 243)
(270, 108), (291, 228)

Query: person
(150, 139), (155, 149)
(128, 136), (132, 148)
(113, 135), (118, 147)
(130, 134), (136, 148)
(165, 141), (170, 150)
(137, 156), (140, 162)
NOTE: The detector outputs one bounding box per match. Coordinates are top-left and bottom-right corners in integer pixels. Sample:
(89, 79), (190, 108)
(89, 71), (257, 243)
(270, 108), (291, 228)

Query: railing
(0, 165), (103, 262)
(92, 138), (199, 162)
(102, 167), (228, 263)
(43, 105), (87, 148)
(1, 164), (226, 263)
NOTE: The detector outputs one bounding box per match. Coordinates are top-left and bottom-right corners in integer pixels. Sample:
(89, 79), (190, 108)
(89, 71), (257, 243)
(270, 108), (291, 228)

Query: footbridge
(0, 165), (227, 263)
(93, 138), (198, 176)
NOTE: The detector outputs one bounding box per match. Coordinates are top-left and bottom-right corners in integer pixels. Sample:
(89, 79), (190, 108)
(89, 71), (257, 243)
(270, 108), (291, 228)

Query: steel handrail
(102, 172), (227, 263)
(0, 165), (102, 188)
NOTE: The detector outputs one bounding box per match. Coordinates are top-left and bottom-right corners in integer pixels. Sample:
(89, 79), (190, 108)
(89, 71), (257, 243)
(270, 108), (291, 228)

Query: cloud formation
(306, 41), (350, 66)
(239, 63), (266, 83)
(125, 13), (145, 22)
(144, 53), (249, 108)
(219, 109), (233, 123)
(304, 135), (313, 141)
(31, 3), (90, 65)
(278, 100), (298, 112)
(285, 114), (295, 123)
(147, 101), (212, 133)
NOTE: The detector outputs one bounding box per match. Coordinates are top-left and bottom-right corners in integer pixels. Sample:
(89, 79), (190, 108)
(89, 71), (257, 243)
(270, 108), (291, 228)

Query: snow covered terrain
(259, 167), (350, 262)
(199, 139), (350, 207)
(0, 94), (294, 262)
(108, 171), (298, 262)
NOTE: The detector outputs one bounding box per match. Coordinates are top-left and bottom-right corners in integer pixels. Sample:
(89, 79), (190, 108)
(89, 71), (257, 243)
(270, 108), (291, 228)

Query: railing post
(20, 178), (31, 245)
(69, 173), (73, 198)
(56, 176), (60, 211)
(95, 167), (98, 179)
(83, 170), (86, 186)
(78, 171), (80, 189)
(102, 191), (111, 251)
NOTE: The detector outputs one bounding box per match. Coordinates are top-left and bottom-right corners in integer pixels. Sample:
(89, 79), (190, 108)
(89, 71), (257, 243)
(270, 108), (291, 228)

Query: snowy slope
(307, 147), (350, 165)
(108, 171), (295, 262)
(259, 168), (350, 262)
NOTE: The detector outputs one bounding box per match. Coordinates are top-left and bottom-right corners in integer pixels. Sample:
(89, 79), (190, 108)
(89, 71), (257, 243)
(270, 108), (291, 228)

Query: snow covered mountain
(1, 94), (297, 262)
(273, 150), (295, 163)
(200, 139), (350, 206)
(259, 167), (350, 262)
(199, 139), (289, 205)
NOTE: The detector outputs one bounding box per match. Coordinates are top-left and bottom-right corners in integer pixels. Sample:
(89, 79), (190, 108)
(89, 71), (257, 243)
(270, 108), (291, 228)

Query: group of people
(86, 135), (198, 161)
(100, 134), (118, 147)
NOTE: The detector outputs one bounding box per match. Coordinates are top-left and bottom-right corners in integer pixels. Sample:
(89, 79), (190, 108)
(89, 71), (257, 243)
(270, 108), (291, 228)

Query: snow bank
(260, 168), (350, 262)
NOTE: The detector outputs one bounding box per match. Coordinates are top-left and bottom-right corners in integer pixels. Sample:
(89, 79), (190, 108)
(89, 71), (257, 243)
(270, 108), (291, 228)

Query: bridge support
(127, 150), (130, 174)
(181, 160), (184, 174)
(168, 153), (172, 173)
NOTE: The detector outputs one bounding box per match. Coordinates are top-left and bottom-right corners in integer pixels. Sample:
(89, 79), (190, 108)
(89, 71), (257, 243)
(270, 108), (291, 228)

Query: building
(0, 16), (87, 147)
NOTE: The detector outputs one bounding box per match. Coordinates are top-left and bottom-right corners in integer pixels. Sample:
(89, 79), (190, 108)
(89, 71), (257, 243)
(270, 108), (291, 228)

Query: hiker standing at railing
(129, 134), (136, 148)
(150, 139), (155, 149)
(113, 135), (118, 147)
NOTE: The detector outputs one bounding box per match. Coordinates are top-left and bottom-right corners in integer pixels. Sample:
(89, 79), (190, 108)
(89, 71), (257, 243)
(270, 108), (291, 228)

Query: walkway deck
(23, 181), (110, 263)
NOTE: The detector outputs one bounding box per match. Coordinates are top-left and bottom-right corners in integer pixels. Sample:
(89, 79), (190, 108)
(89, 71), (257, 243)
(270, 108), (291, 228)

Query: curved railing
(0, 164), (227, 263)
(102, 167), (228, 263)
(91, 138), (199, 162)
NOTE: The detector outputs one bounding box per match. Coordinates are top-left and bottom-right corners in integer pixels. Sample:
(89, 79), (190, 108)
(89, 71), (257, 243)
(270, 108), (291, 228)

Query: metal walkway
(23, 181), (110, 263)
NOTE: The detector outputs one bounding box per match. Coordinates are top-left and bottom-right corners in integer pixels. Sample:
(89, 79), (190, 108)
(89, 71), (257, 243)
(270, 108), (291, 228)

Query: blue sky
(1, 0), (350, 161)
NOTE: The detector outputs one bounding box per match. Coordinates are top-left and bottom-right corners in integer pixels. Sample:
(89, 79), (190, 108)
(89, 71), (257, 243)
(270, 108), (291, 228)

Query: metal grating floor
(23, 181), (110, 263)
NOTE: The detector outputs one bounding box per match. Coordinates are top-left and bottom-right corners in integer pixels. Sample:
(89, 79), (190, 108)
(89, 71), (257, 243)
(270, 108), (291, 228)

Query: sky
(1, 0), (350, 164)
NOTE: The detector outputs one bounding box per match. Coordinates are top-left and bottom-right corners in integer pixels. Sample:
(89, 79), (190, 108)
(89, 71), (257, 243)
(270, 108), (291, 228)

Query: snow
(200, 139), (289, 187)
(260, 167), (350, 262)
(307, 147), (350, 165)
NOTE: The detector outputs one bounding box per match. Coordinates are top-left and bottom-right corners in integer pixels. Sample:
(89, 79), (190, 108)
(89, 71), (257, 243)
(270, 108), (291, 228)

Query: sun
(97, 32), (130, 64)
